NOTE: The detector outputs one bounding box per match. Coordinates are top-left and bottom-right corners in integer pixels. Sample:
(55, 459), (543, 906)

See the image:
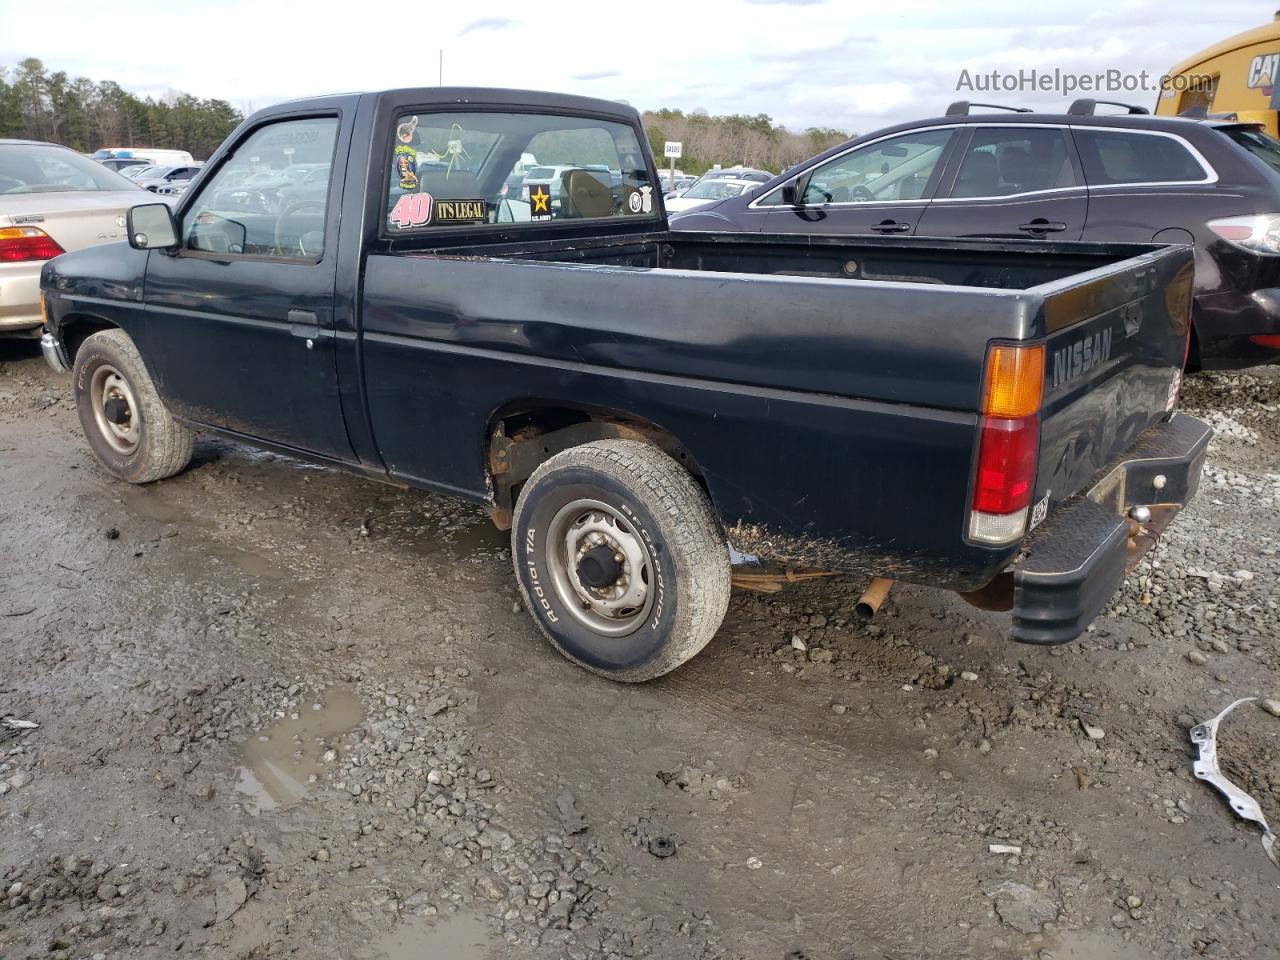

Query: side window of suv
(1073, 130), (1208, 185)
(760, 129), (954, 206)
(185, 116), (339, 259)
(948, 128), (1078, 198)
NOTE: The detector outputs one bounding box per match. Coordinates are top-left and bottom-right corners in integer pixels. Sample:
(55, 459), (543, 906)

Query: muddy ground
(1, 340), (1278, 960)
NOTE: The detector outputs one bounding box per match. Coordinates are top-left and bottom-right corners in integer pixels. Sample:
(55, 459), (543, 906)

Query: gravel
(1, 347), (1277, 960)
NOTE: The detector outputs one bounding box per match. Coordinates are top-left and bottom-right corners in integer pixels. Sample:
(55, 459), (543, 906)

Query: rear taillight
(0, 226), (65, 262)
(969, 344), (1044, 544)
(1206, 214), (1280, 255)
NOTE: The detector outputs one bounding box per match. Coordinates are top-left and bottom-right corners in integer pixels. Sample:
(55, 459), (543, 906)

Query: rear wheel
(511, 439), (731, 682)
(73, 329), (194, 484)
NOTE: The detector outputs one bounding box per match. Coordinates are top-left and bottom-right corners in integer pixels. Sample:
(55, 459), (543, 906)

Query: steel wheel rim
(546, 498), (655, 637)
(89, 363), (141, 455)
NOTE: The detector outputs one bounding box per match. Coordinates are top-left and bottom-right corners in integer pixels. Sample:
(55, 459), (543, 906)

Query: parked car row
(9, 96), (1280, 369)
(670, 100), (1280, 369)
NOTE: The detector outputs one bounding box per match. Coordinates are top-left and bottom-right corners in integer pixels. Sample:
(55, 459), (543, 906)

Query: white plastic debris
(988, 844), (1023, 855)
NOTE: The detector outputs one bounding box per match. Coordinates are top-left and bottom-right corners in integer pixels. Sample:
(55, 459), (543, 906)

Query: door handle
(870, 220), (910, 234)
(1018, 219), (1068, 234)
(288, 309), (321, 342)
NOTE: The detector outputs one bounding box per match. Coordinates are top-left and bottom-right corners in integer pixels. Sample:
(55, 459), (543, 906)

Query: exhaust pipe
(855, 577), (894, 620)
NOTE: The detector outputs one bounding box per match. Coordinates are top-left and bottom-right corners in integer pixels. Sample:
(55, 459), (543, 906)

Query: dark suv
(672, 99), (1280, 369)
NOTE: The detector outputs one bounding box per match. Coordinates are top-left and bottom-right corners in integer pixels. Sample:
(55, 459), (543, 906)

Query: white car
(664, 177), (759, 214)
(131, 163), (204, 193)
(93, 147), (195, 167)
(0, 140), (146, 336)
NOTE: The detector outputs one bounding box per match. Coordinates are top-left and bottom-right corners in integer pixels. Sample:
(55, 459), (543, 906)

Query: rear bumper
(0, 261), (43, 334)
(1010, 412), (1212, 644)
(1195, 288), (1280, 369)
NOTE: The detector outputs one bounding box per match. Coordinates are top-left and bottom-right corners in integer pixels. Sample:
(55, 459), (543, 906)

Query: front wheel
(512, 439), (731, 682)
(73, 328), (194, 484)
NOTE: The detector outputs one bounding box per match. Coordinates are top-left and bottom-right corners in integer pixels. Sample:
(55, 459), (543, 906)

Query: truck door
(746, 128), (958, 236)
(915, 125), (1087, 240)
(138, 113), (355, 460)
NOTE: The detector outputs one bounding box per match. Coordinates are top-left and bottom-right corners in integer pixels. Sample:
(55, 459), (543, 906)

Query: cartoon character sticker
(639, 185), (653, 213)
(627, 191), (642, 213)
(394, 144), (418, 191)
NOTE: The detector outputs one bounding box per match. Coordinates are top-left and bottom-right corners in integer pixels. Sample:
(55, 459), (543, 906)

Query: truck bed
(361, 231), (1193, 589)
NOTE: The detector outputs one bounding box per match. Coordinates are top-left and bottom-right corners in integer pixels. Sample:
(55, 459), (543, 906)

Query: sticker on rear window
(394, 145), (418, 191)
(432, 198), (488, 224)
(388, 193), (487, 229)
(389, 192), (433, 229)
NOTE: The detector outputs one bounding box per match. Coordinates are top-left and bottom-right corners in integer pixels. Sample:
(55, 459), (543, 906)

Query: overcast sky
(0, 0), (1273, 135)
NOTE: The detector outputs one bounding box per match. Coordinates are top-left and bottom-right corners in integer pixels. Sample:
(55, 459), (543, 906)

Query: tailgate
(1028, 246), (1194, 525)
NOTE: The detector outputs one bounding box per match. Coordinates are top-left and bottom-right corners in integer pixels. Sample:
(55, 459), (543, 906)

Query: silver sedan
(0, 140), (147, 336)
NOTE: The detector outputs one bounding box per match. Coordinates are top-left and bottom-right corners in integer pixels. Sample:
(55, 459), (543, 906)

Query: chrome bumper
(41, 330), (70, 373)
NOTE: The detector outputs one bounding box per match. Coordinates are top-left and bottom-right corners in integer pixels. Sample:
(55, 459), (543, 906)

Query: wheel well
(485, 404), (702, 529)
(61, 313), (120, 364)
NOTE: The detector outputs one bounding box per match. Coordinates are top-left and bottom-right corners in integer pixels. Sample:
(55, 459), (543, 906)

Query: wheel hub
(103, 396), (131, 425)
(88, 365), (141, 455)
(546, 499), (655, 638)
(577, 543), (622, 589)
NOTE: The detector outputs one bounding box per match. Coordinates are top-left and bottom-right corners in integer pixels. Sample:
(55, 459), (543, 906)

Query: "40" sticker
(389, 193), (433, 228)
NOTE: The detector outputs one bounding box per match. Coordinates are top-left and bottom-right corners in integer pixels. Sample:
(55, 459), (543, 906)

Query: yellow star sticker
(530, 185), (550, 215)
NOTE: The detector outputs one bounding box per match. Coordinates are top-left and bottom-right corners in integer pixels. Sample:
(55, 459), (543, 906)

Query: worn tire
(73, 329), (194, 484)
(512, 439), (731, 682)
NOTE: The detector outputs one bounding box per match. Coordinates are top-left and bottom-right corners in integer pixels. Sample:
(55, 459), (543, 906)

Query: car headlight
(1207, 214), (1280, 255)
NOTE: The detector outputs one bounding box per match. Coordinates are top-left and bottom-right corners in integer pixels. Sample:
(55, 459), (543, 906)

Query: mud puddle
(235, 685), (365, 814)
(407, 515), (507, 561)
(370, 911), (495, 960)
(1045, 929), (1154, 959)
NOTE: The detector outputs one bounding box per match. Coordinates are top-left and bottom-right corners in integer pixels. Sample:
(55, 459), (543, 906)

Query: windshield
(0, 144), (135, 194)
(683, 180), (748, 200)
(1222, 126), (1280, 176)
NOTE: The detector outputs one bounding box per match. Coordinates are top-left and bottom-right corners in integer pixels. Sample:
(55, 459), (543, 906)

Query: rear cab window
(1073, 129), (1210, 185)
(384, 111), (654, 233)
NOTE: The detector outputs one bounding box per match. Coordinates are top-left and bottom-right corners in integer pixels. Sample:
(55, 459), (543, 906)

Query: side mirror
(127, 203), (178, 250)
(780, 176), (804, 206)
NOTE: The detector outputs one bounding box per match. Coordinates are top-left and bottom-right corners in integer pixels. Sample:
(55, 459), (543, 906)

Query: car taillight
(1207, 214), (1280, 255)
(0, 226), (65, 262)
(969, 343), (1044, 544)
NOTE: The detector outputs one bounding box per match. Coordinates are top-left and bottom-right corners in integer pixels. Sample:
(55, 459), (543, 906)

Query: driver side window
(185, 117), (338, 260)
(782, 128), (954, 205)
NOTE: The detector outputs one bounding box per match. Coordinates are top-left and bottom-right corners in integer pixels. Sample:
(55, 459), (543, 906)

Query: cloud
(572, 70), (623, 81)
(458, 16), (516, 37)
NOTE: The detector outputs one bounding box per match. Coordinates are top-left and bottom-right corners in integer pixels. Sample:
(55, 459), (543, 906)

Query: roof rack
(944, 101), (1033, 116)
(1067, 98), (1150, 116)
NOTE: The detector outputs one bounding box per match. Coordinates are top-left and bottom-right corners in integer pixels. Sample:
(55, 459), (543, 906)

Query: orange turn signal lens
(982, 344), (1045, 418)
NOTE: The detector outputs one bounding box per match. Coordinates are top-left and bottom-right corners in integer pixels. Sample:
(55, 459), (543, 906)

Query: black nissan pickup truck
(38, 87), (1212, 682)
